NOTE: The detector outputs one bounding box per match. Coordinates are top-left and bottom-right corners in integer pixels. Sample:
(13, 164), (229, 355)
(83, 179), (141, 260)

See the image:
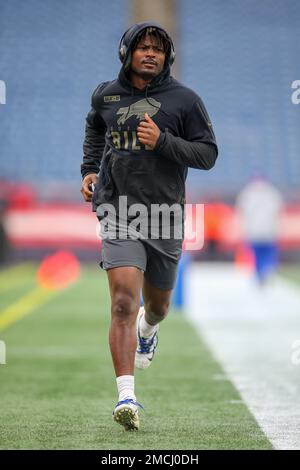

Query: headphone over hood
(118, 21), (175, 73)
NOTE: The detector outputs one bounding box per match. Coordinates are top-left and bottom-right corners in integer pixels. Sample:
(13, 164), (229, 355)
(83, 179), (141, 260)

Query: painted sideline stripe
(185, 263), (300, 450)
(0, 287), (58, 331)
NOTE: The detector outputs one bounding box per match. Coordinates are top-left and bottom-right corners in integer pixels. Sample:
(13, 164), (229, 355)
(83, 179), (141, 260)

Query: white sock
(116, 375), (136, 402)
(140, 309), (159, 338)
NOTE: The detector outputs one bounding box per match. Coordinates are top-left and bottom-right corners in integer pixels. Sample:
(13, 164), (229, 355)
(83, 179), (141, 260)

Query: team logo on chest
(116, 98), (161, 125)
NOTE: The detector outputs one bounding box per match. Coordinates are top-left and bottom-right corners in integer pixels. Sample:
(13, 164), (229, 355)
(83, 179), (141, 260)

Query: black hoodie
(81, 22), (218, 215)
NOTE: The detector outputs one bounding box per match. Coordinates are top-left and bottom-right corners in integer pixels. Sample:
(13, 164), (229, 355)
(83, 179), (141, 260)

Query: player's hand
(137, 113), (161, 149)
(81, 173), (98, 202)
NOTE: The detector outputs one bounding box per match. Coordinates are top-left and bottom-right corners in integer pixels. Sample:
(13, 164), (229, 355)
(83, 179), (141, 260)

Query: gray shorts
(99, 237), (183, 291)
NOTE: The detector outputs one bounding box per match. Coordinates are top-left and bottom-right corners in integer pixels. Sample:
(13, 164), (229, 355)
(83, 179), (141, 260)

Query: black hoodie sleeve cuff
(154, 129), (218, 170)
(154, 131), (167, 151)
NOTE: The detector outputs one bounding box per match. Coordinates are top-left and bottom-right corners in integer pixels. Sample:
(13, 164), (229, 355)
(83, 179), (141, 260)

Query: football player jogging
(81, 22), (218, 431)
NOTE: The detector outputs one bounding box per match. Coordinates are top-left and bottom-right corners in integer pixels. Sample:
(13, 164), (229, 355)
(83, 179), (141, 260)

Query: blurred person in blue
(236, 175), (283, 286)
(80, 22), (218, 430)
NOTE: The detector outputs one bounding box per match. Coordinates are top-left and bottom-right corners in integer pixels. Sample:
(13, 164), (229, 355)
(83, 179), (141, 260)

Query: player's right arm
(81, 106), (107, 202)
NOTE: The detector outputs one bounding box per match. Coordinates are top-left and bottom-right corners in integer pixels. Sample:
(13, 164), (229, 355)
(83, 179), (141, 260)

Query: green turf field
(0, 262), (280, 450)
(279, 265), (300, 286)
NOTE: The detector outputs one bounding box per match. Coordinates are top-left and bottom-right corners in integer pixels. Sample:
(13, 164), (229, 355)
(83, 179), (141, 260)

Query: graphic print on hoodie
(81, 22), (218, 221)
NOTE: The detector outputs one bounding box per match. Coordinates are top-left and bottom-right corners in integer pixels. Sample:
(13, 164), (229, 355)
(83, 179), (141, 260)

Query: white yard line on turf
(185, 263), (300, 450)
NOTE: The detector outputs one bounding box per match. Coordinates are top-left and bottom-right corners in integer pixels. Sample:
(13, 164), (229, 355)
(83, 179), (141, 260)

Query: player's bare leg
(107, 266), (144, 430)
(135, 278), (172, 369)
(142, 277), (172, 325)
(107, 266), (143, 376)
